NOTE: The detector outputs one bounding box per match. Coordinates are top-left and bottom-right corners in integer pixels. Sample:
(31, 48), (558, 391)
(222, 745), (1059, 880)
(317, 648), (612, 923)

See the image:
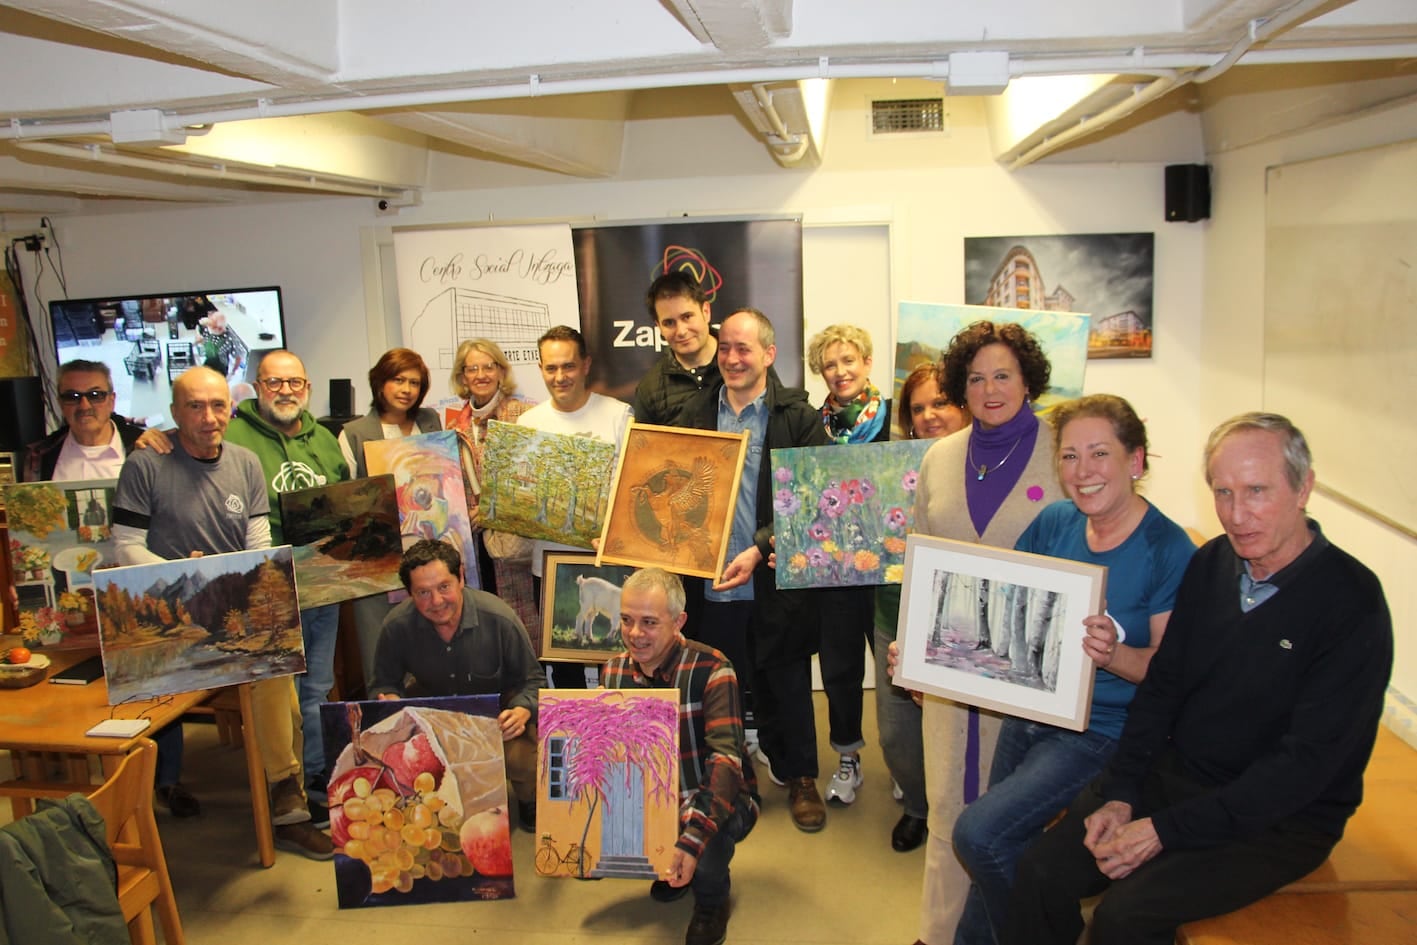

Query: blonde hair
(450, 338), (515, 400)
(807, 324), (873, 377)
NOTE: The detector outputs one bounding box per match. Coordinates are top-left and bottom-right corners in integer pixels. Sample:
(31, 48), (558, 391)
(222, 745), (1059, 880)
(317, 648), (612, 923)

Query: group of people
(18, 276), (1394, 945)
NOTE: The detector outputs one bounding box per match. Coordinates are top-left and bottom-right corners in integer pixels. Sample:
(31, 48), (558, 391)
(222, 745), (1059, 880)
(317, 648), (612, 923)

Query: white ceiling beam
(662, 0), (792, 50)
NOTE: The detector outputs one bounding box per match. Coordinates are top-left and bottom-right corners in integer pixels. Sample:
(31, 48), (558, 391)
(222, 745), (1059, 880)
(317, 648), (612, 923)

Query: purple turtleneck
(964, 406), (1041, 536)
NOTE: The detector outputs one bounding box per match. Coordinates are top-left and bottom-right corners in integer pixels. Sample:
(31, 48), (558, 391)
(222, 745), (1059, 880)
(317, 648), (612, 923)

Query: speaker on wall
(329, 378), (355, 418)
(0, 376), (45, 454)
(1165, 164), (1211, 222)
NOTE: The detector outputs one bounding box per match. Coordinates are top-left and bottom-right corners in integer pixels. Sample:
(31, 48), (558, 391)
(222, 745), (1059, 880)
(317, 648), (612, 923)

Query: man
(518, 325), (632, 687)
(632, 272), (721, 427)
(371, 539), (543, 831)
(111, 366), (333, 860)
(223, 350), (350, 805)
(601, 568), (758, 945)
(688, 308), (831, 832)
(21, 360), (144, 483)
(1004, 413), (1393, 945)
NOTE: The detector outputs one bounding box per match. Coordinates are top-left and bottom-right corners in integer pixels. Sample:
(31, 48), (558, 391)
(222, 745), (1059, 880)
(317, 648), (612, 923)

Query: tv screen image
(50, 286), (286, 427)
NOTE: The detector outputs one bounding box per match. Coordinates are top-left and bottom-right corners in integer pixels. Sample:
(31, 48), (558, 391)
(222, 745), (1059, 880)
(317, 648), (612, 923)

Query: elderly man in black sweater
(1003, 412), (1393, 945)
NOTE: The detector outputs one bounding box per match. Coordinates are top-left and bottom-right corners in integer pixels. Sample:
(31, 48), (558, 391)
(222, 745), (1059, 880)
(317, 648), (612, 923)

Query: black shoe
(517, 800), (537, 833)
(306, 769), (329, 803)
(650, 879), (691, 903)
(308, 797), (331, 829)
(891, 812), (927, 852)
(685, 901), (729, 945)
(156, 783), (201, 818)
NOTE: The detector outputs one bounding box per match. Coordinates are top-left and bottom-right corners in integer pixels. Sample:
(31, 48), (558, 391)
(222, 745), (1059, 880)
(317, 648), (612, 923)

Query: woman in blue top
(950, 394), (1196, 945)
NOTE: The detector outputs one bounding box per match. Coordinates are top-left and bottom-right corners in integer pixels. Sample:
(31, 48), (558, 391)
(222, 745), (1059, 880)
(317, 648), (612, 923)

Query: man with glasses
(224, 350), (350, 823)
(21, 360), (145, 482)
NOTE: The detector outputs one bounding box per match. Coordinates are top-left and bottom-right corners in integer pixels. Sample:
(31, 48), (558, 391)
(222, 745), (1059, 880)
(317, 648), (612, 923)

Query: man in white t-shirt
(21, 360), (148, 483)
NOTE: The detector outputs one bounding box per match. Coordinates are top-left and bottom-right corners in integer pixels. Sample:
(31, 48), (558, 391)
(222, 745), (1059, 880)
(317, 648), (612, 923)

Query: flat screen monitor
(49, 286), (286, 427)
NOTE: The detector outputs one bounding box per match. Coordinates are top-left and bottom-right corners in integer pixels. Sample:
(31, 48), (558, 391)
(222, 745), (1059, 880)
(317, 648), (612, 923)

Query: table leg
(237, 683), (275, 868)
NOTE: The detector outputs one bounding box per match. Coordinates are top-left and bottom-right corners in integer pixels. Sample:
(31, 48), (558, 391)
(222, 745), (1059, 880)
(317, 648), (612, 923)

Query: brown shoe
(275, 822), (335, 860)
(271, 775), (311, 826)
(787, 777), (826, 832)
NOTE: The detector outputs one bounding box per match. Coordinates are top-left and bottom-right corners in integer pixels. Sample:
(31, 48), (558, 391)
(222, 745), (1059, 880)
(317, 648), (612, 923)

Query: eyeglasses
(462, 364), (499, 376)
(58, 389), (111, 405)
(259, 377), (308, 393)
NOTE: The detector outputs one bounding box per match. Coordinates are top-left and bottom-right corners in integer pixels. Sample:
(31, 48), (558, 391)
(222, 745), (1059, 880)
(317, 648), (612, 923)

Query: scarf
(964, 406), (1040, 536)
(823, 383), (884, 444)
(454, 389), (504, 445)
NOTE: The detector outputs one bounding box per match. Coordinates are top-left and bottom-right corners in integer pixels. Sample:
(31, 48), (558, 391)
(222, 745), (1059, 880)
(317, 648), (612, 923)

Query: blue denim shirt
(705, 387), (767, 603)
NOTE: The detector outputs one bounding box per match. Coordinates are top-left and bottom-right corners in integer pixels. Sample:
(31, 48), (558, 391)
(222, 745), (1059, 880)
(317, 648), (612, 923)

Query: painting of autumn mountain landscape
(279, 475), (404, 609)
(93, 546), (306, 704)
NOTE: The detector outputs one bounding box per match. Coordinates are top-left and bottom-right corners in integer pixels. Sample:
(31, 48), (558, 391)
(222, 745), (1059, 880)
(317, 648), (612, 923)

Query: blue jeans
(298, 603), (341, 777)
(691, 794), (756, 909)
(952, 717), (1117, 945)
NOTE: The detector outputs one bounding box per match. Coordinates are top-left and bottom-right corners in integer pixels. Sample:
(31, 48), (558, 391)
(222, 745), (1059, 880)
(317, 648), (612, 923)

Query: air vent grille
(871, 98), (945, 134)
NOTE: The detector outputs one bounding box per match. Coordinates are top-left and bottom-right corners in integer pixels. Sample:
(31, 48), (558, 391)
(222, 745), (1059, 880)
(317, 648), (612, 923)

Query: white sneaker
(891, 779), (904, 802)
(824, 753), (863, 805)
(750, 745), (784, 786)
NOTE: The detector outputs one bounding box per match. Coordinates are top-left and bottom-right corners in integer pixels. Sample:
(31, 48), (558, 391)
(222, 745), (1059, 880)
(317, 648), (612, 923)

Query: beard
(259, 395), (306, 427)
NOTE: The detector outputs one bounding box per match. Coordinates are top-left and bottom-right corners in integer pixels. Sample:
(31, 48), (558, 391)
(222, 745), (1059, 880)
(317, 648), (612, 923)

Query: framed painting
(535, 688), (680, 880)
(539, 552), (635, 664)
(771, 439), (933, 589)
(480, 420), (618, 548)
(92, 546), (305, 705)
(363, 431), (478, 583)
(597, 423), (748, 579)
(279, 475), (403, 609)
(894, 534), (1106, 732)
(319, 694), (514, 908)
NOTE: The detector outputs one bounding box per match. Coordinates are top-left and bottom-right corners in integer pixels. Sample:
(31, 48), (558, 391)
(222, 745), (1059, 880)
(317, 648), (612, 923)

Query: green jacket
(224, 399), (350, 545)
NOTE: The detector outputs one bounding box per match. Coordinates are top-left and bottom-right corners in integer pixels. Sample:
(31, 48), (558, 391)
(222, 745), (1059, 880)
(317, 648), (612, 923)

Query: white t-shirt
(52, 422), (126, 481)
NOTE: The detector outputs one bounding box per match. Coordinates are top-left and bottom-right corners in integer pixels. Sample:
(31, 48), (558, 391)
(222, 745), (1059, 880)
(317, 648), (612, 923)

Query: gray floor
(119, 691), (923, 944)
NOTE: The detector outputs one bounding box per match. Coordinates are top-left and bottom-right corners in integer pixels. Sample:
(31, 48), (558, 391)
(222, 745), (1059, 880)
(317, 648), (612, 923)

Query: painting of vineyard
(92, 546), (306, 704)
(279, 474), (404, 609)
(479, 420), (617, 548)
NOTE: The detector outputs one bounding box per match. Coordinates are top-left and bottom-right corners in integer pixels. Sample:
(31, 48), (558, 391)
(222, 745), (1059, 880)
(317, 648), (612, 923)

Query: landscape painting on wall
(279, 475), (404, 609)
(363, 431), (478, 585)
(480, 421), (618, 548)
(93, 546), (305, 704)
(3, 477), (118, 650)
(320, 694), (515, 908)
(536, 688), (679, 880)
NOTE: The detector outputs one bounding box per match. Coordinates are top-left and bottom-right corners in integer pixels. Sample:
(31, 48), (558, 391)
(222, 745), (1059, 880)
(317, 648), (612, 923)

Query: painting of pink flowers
(772, 439), (933, 589)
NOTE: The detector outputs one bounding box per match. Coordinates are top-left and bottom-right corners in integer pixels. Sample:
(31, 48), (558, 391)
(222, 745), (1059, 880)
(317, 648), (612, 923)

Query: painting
(539, 552), (636, 663)
(4, 478), (119, 650)
(536, 688), (680, 880)
(279, 475), (404, 609)
(771, 439), (933, 590)
(964, 233), (1156, 360)
(597, 424), (748, 579)
(319, 695), (514, 908)
(92, 546), (305, 705)
(363, 431), (478, 582)
(480, 421), (618, 548)
(894, 535), (1106, 732)
(893, 301), (1090, 438)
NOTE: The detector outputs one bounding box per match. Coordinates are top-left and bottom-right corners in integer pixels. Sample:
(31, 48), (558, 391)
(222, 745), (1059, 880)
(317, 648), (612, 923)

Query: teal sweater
(224, 399), (350, 545)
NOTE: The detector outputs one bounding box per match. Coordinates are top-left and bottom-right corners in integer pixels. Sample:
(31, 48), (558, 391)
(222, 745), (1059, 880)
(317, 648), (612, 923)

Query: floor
(35, 692), (926, 945)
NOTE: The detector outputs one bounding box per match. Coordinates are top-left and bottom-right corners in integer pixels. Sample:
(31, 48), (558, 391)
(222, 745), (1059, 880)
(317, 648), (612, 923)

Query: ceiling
(1, 0), (1415, 215)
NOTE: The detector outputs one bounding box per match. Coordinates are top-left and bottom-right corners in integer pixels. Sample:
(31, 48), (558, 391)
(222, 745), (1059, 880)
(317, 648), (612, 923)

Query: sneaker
(274, 822), (335, 861)
(308, 797), (331, 829)
(271, 775), (312, 826)
(787, 777), (826, 832)
(155, 783), (201, 818)
(650, 879), (691, 903)
(824, 753), (863, 806)
(685, 901), (730, 945)
(752, 746), (784, 787)
(306, 769), (329, 804)
(892, 779), (905, 802)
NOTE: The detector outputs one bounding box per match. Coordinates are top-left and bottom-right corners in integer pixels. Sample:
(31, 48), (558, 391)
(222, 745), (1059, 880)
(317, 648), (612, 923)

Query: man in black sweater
(1004, 412), (1393, 945)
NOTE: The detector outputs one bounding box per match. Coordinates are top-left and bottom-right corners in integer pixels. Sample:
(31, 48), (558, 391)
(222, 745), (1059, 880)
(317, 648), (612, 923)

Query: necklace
(969, 434), (1024, 481)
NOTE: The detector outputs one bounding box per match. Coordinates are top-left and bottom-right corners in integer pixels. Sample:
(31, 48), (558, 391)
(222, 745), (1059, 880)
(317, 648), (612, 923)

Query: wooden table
(0, 648), (276, 867)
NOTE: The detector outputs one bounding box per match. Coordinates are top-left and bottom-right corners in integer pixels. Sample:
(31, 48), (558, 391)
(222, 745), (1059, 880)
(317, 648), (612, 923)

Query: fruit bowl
(0, 652), (51, 689)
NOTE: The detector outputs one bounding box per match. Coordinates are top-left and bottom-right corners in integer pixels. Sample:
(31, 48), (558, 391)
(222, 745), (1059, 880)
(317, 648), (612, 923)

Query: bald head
(170, 367), (231, 459)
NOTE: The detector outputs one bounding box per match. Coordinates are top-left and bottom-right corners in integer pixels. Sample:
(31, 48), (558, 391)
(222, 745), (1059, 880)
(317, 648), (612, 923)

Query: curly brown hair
(940, 321), (1051, 407)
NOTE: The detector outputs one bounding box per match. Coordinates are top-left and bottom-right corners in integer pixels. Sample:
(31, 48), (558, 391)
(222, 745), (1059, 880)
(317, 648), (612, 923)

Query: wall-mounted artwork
(536, 688), (679, 880)
(893, 302), (1090, 439)
(480, 421), (618, 549)
(3, 478), (118, 650)
(319, 695), (514, 908)
(279, 475), (403, 609)
(597, 424), (747, 580)
(539, 552), (636, 664)
(894, 535), (1106, 732)
(964, 233), (1156, 360)
(772, 439), (933, 589)
(92, 546), (305, 704)
(363, 431), (478, 584)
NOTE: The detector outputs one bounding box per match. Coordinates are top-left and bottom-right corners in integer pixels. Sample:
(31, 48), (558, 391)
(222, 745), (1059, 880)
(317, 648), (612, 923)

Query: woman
(338, 347), (442, 688)
(444, 338), (538, 635)
(911, 321), (1066, 945)
(874, 362), (969, 852)
(950, 394), (1195, 945)
(806, 324), (889, 807)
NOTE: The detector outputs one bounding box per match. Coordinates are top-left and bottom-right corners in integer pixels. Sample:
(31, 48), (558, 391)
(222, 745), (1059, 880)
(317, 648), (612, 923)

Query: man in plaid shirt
(601, 567), (759, 945)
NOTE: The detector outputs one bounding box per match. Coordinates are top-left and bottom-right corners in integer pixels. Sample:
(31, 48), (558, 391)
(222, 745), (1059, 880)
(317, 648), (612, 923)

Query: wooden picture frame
(895, 534), (1106, 732)
(596, 423), (748, 580)
(539, 551), (636, 664)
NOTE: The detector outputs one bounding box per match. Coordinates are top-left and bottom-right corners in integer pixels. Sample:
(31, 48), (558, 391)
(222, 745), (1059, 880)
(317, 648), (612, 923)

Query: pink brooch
(1027, 485), (1044, 502)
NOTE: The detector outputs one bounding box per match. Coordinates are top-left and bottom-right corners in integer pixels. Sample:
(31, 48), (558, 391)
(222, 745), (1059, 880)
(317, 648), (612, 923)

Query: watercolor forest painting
(772, 439), (933, 589)
(92, 546), (305, 704)
(363, 431), (478, 583)
(479, 420), (618, 548)
(319, 695), (514, 909)
(536, 689), (680, 880)
(279, 475), (404, 609)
